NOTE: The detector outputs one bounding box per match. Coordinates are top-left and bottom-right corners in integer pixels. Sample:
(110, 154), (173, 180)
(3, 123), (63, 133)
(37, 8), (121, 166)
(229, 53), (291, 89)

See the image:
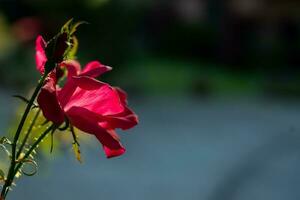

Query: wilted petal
(35, 35), (47, 74)
(81, 61), (112, 78)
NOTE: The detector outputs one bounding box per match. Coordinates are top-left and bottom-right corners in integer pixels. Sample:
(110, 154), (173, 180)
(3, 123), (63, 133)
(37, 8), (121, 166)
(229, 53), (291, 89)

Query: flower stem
(14, 124), (56, 178)
(0, 73), (48, 199)
(1, 125), (55, 199)
(16, 109), (41, 159)
(12, 73), (47, 159)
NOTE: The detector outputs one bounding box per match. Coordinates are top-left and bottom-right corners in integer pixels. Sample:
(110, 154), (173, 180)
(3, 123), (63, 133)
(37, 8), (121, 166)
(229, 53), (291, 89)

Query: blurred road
(2, 92), (300, 200)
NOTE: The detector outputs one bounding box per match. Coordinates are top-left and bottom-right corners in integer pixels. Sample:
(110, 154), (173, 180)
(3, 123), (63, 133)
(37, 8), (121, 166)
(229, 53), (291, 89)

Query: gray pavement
(1, 93), (300, 200)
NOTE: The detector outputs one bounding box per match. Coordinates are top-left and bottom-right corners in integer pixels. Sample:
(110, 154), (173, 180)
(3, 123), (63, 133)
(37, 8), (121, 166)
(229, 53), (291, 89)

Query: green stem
(12, 73), (47, 158)
(14, 125), (56, 178)
(1, 73), (48, 199)
(3, 125), (55, 199)
(16, 109), (41, 159)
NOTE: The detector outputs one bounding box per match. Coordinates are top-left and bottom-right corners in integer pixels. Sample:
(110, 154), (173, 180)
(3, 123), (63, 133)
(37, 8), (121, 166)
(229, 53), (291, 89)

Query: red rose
(35, 36), (138, 158)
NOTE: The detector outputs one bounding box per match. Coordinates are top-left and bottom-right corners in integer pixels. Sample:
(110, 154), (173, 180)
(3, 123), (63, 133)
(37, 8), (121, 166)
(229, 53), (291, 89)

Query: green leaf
(0, 137), (11, 145)
(65, 36), (78, 59)
(0, 144), (11, 157)
(61, 18), (74, 33)
(69, 21), (88, 35)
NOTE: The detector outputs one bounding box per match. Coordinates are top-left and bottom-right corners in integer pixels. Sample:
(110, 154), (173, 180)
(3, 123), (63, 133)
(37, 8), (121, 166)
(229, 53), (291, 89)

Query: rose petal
(37, 73), (65, 124)
(102, 133), (126, 158)
(114, 87), (128, 104)
(100, 87), (138, 130)
(71, 76), (107, 90)
(35, 35), (47, 74)
(81, 61), (112, 78)
(63, 76), (124, 116)
(102, 107), (139, 130)
(57, 78), (77, 109)
(66, 107), (126, 158)
(60, 60), (81, 78)
(56, 61), (81, 108)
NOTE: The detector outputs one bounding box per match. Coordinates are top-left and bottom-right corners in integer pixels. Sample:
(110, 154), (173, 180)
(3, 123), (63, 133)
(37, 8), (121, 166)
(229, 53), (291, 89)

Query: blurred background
(1, 0), (300, 199)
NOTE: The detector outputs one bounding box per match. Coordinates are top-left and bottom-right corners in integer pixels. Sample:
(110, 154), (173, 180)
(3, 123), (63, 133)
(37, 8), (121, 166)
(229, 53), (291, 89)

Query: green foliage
(67, 36), (79, 60)
(8, 103), (91, 161)
(60, 19), (87, 60)
(0, 137), (12, 159)
(0, 169), (5, 181)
